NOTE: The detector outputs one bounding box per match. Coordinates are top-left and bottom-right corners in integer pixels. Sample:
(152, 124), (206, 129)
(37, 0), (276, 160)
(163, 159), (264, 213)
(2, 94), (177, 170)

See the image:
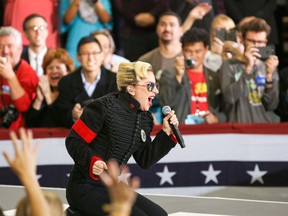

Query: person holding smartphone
(219, 18), (279, 123)
(204, 14), (238, 72)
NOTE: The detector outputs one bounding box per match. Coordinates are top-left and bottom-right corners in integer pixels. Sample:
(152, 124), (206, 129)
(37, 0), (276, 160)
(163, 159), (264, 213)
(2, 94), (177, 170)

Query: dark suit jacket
(21, 46), (30, 64)
(57, 67), (118, 128)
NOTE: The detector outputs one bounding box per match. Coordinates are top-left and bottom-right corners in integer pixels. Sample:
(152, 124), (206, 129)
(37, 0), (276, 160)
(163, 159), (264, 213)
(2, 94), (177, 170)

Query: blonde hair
(210, 14), (236, 54)
(117, 61), (152, 91)
(91, 30), (116, 52)
(210, 14), (235, 38)
(16, 191), (63, 216)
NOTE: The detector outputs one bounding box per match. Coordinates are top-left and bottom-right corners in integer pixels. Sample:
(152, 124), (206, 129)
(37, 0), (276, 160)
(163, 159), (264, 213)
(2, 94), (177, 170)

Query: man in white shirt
(57, 36), (118, 128)
(21, 14), (49, 77)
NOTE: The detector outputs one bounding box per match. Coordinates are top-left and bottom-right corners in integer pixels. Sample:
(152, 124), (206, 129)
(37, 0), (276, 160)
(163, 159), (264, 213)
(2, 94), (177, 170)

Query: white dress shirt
(28, 47), (48, 77)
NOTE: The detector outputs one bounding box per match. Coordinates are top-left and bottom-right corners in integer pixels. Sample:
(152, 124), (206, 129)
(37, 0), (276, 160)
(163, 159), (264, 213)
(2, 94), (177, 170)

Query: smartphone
(225, 29), (237, 42)
(216, 28), (237, 42)
(258, 45), (275, 61)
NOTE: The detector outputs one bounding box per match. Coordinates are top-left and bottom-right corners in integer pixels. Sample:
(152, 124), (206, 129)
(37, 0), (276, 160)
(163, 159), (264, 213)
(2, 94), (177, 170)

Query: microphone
(162, 106), (186, 148)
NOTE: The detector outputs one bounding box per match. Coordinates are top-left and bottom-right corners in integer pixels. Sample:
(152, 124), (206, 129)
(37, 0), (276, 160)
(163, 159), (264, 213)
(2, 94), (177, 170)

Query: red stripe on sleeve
(169, 133), (177, 143)
(89, 156), (102, 181)
(72, 119), (97, 143)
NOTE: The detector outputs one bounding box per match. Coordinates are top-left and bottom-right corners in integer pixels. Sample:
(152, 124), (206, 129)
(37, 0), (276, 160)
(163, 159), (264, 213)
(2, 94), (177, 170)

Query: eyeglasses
(26, 25), (47, 32)
(79, 51), (102, 57)
(135, 82), (160, 92)
(245, 38), (267, 46)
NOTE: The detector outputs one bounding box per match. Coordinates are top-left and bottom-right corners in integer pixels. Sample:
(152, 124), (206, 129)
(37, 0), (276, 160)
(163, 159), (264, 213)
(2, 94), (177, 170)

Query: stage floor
(1, 185), (288, 216)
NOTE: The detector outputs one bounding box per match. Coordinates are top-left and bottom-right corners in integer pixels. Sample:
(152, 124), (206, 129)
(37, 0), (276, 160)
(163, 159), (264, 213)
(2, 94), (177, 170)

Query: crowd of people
(0, 0), (287, 130)
(1, 0), (288, 216)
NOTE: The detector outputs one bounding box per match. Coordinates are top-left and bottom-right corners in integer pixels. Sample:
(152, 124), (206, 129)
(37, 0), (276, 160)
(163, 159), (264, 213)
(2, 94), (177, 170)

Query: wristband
(265, 79), (273, 85)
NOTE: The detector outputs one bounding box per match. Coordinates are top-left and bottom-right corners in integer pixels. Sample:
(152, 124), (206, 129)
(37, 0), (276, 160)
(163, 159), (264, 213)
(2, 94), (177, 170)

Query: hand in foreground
(100, 160), (140, 216)
(3, 128), (51, 216)
(3, 128), (39, 181)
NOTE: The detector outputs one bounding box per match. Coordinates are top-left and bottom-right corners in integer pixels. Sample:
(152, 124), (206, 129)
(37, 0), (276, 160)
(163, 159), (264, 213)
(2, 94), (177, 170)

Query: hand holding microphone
(162, 106), (186, 148)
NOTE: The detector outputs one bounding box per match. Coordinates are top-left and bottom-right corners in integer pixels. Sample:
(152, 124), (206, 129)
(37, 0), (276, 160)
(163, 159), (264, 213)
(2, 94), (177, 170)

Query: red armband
(72, 119), (97, 143)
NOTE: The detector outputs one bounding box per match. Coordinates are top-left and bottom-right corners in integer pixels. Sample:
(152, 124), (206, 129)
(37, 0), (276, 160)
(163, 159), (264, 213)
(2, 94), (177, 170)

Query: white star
(156, 165), (176, 185)
(118, 172), (132, 185)
(36, 174), (42, 180)
(201, 164), (221, 184)
(247, 164), (267, 184)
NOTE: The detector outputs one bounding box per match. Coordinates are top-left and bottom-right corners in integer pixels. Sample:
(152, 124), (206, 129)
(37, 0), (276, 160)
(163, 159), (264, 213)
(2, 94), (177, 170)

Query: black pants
(67, 181), (167, 216)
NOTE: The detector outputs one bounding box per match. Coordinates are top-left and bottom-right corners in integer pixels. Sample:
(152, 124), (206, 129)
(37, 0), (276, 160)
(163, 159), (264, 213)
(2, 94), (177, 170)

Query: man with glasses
(57, 36), (118, 128)
(21, 14), (49, 77)
(219, 18), (279, 123)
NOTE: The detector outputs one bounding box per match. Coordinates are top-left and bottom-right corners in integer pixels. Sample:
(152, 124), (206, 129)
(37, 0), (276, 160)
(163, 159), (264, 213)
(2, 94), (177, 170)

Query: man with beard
(138, 11), (183, 124)
(138, 8), (211, 124)
(138, 11), (183, 80)
(219, 18), (279, 123)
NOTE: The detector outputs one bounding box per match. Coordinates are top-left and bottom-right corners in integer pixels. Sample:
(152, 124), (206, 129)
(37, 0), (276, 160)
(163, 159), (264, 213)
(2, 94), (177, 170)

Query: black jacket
(21, 46), (30, 64)
(57, 67), (118, 128)
(66, 91), (176, 183)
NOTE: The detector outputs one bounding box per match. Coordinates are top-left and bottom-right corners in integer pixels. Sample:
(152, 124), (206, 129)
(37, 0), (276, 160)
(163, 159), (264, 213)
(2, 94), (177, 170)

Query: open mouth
(50, 75), (61, 81)
(148, 96), (154, 106)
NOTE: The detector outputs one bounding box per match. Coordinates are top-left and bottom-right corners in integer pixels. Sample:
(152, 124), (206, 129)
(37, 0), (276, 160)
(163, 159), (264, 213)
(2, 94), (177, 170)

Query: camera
(215, 28), (237, 42)
(258, 45), (275, 61)
(0, 105), (19, 128)
(185, 57), (196, 69)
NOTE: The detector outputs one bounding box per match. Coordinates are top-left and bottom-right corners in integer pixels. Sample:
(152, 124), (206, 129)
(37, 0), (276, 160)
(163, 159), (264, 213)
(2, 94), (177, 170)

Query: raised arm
(2, 128), (51, 216)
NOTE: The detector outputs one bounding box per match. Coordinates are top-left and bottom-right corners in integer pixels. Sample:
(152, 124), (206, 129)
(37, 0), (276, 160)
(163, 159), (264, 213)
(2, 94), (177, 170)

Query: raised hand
(100, 160), (140, 216)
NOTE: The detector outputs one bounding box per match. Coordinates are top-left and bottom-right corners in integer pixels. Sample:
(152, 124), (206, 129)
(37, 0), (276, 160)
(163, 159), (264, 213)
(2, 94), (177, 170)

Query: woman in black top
(25, 48), (74, 127)
(65, 61), (179, 216)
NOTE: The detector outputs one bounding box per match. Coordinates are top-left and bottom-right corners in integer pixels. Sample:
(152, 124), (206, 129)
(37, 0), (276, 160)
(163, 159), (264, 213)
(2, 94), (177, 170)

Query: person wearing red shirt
(159, 28), (225, 124)
(0, 27), (38, 129)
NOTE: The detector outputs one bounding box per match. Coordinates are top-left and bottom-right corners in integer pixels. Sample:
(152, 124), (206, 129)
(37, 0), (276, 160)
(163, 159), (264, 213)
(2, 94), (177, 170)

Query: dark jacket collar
(118, 91), (140, 112)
